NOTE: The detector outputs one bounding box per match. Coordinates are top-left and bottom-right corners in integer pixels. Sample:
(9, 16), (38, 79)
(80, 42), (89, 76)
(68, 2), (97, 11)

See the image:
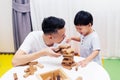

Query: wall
(0, 0), (15, 52)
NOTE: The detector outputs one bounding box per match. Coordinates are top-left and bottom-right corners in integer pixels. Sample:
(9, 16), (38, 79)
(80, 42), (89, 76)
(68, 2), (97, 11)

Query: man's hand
(42, 47), (61, 57)
(66, 37), (72, 43)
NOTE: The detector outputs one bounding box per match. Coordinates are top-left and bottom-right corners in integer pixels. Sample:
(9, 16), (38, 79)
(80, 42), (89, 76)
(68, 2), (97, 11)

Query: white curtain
(30, 0), (120, 58)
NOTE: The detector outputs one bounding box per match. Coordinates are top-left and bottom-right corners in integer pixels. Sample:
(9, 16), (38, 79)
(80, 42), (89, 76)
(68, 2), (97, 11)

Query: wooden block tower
(54, 44), (76, 70)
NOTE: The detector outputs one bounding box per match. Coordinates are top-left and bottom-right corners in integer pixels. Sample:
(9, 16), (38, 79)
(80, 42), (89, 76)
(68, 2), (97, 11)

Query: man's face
(52, 28), (66, 43)
(76, 24), (91, 36)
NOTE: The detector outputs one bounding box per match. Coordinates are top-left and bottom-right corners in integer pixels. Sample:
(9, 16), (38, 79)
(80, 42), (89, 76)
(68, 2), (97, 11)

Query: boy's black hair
(74, 10), (93, 26)
(42, 16), (65, 34)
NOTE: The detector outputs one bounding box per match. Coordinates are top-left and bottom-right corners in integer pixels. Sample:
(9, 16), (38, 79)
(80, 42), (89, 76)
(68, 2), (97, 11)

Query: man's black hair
(42, 16), (65, 34)
(74, 10), (93, 26)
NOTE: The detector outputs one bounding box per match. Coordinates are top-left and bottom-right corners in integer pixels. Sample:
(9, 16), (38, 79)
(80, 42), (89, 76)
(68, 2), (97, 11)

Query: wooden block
(61, 49), (67, 53)
(75, 63), (79, 71)
(71, 62), (76, 67)
(59, 44), (71, 49)
(62, 65), (72, 70)
(66, 48), (74, 53)
(23, 72), (30, 78)
(52, 72), (56, 80)
(53, 48), (61, 53)
(24, 67), (30, 73)
(29, 61), (38, 65)
(74, 52), (80, 56)
(33, 66), (37, 71)
(13, 73), (18, 80)
(75, 66), (78, 71)
(23, 65), (37, 78)
(29, 65), (36, 75)
(76, 76), (82, 80)
(45, 76), (52, 80)
(36, 63), (44, 68)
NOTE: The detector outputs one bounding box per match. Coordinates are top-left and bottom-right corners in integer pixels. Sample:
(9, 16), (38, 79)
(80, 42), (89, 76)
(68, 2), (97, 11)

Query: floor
(0, 54), (120, 80)
(103, 59), (120, 80)
(0, 54), (13, 77)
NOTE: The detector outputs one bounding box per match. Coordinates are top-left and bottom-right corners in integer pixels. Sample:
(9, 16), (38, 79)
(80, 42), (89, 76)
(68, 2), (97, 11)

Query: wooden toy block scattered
(75, 64), (79, 71)
(36, 63), (44, 68)
(23, 61), (44, 78)
(29, 61), (38, 65)
(23, 65), (37, 78)
(23, 72), (31, 78)
(13, 73), (18, 80)
(76, 76), (83, 80)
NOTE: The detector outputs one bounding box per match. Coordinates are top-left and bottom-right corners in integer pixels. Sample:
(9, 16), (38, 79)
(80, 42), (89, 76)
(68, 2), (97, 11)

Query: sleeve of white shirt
(19, 32), (34, 54)
(91, 35), (101, 51)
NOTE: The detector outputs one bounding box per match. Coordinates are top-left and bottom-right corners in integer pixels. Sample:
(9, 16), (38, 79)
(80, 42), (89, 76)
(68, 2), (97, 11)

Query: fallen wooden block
(23, 72), (30, 78)
(13, 73), (18, 80)
(23, 65), (37, 78)
(29, 61), (38, 65)
(76, 76), (83, 80)
(36, 63), (44, 68)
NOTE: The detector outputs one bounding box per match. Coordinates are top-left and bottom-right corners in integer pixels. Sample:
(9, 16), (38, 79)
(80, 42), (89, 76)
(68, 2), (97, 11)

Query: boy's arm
(71, 37), (81, 42)
(66, 37), (81, 43)
(78, 50), (100, 67)
(86, 50), (100, 62)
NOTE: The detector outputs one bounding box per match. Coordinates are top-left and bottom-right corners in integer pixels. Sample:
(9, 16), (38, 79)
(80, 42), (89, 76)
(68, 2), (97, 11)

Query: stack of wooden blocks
(54, 44), (76, 70)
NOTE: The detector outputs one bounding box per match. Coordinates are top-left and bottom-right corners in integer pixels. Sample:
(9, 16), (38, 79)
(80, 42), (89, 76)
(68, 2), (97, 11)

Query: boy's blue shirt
(80, 30), (101, 65)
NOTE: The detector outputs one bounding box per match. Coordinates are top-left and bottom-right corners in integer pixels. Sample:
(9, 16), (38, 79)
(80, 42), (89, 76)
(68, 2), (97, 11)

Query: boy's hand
(78, 59), (89, 67)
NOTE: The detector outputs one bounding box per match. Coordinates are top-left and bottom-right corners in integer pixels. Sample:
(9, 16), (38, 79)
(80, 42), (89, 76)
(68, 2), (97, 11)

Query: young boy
(67, 10), (101, 67)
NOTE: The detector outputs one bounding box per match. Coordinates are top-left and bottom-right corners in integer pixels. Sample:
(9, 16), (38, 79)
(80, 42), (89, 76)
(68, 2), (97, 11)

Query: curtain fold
(12, 0), (32, 51)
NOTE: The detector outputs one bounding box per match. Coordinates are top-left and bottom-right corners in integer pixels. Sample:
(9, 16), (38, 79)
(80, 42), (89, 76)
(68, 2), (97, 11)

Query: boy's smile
(76, 23), (93, 36)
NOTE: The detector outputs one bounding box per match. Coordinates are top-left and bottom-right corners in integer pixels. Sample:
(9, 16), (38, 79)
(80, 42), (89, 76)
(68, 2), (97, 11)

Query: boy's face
(52, 27), (66, 43)
(75, 23), (92, 36)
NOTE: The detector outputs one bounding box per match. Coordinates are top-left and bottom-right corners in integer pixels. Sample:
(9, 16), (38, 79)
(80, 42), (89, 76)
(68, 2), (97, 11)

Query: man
(12, 16), (66, 66)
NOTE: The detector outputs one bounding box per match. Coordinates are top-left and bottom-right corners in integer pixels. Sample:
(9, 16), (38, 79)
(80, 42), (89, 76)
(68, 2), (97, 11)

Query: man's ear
(88, 23), (92, 27)
(49, 36), (52, 39)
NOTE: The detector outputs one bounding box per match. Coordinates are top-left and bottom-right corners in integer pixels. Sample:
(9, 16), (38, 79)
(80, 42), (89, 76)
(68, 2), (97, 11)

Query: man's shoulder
(30, 31), (43, 34)
(25, 31), (43, 39)
(28, 31), (43, 36)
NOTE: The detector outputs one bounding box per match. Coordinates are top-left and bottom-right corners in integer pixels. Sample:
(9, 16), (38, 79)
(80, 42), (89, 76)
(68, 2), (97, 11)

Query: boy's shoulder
(92, 31), (99, 38)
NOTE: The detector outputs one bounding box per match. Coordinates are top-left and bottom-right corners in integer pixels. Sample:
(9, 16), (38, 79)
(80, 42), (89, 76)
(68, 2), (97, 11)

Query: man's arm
(12, 48), (61, 67)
